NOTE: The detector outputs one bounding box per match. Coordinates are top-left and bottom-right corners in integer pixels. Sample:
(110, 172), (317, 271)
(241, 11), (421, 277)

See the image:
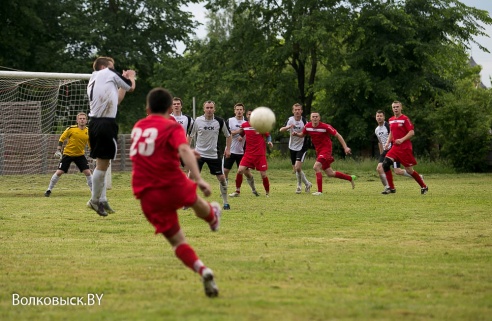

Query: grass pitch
(1, 161), (491, 321)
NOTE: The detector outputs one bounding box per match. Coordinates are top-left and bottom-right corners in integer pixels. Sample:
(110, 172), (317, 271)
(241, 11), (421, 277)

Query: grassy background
(1, 159), (491, 320)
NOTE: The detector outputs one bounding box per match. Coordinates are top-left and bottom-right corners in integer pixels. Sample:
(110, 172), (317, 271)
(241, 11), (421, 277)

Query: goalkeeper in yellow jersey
(44, 112), (93, 198)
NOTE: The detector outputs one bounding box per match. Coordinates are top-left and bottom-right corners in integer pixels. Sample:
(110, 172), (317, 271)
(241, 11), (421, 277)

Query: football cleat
(228, 191), (240, 197)
(201, 268), (219, 298)
(101, 201), (115, 214)
(421, 186), (429, 195)
(312, 192), (323, 196)
(223, 203), (231, 210)
(87, 199), (108, 217)
(252, 190), (260, 197)
(305, 183), (312, 193)
(295, 186), (302, 194)
(350, 175), (357, 189)
(210, 202), (222, 232)
(381, 187), (396, 194)
(44, 190), (51, 197)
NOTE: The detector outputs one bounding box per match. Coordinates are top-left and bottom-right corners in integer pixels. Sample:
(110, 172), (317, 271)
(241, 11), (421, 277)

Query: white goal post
(0, 71), (111, 188)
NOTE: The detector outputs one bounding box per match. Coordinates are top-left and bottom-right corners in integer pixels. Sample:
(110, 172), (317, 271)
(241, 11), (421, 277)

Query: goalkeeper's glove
(54, 150), (62, 160)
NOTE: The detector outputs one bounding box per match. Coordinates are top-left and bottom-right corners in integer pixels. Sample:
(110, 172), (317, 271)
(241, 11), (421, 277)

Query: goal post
(0, 70), (111, 187)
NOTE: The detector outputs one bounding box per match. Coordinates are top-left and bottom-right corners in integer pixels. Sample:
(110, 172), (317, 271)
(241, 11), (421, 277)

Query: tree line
(1, 0), (491, 171)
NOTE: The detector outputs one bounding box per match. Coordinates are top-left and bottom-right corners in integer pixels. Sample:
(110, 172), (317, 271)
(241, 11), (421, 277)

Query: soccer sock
(247, 176), (256, 192)
(202, 203), (216, 224)
(235, 173), (243, 192)
(219, 180), (228, 203)
(296, 172), (302, 187)
(316, 172), (323, 192)
(301, 171), (310, 185)
(411, 171), (426, 187)
(379, 173), (388, 187)
(48, 173), (60, 190)
(91, 169), (106, 202)
(175, 243), (204, 274)
(86, 175), (93, 191)
(335, 171), (352, 181)
(385, 170), (395, 189)
(262, 176), (270, 194)
(100, 183), (107, 202)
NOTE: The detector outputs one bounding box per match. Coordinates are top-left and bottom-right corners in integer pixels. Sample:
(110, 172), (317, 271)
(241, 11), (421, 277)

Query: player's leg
(257, 155), (270, 196)
(208, 158), (230, 210)
(377, 151), (388, 188)
(381, 157), (396, 194)
(45, 156), (72, 196)
(74, 155), (93, 192)
(290, 150), (302, 193)
(323, 157), (356, 189)
(224, 154), (239, 197)
(312, 160), (323, 195)
(191, 196), (222, 232)
(239, 155), (260, 196)
(296, 149), (311, 192)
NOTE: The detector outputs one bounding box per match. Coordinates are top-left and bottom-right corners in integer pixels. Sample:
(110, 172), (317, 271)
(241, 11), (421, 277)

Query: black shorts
(89, 118), (118, 160)
(223, 153), (244, 170)
(289, 148), (307, 165)
(58, 155), (90, 173)
(378, 149), (389, 163)
(198, 157), (223, 175)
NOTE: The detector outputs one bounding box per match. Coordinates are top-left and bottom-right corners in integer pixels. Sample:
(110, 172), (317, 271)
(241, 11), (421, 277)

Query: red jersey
(302, 121), (337, 157)
(241, 121), (270, 155)
(130, 114), (188, 197)
(388, 114), (414, 149)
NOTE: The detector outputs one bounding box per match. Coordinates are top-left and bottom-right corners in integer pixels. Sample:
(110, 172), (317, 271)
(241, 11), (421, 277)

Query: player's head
(93, 56), (115, 71)
(76, 112), (87, 125)
(203, 100), (215, 116)
(391, 101), (403, 116)
(173, 97), (183, 113)
(310, 112), (321, 125)
(234, 103), (244, 117)
(292, 103), (303, 117)
(146, 88), (173, 114)
(375, 110), (385, 124)
(246, 109), (253, 120)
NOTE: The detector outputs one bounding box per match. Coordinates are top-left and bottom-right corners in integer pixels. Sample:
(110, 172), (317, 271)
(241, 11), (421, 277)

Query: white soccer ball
(249, 107), (276, 134)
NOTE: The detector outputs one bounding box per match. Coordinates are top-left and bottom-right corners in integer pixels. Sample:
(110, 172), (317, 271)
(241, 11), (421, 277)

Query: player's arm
(224, 135), (232, 157)
(395, 130), (414, 145)
(279, 122), (293, 132)
(335, 132), (351, 155)
(292, 131), (305, 138)
(378, 142), (383, 154)
(178, 143), (212, 197)
(384, 132), (393, 150)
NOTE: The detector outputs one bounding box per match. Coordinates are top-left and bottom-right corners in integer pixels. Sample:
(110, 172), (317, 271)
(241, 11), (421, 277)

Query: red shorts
(239, 153), (268, 171)
(386, 146), (417, 167)
(317, 155), (334, 170)
(138, 179), (198, 235)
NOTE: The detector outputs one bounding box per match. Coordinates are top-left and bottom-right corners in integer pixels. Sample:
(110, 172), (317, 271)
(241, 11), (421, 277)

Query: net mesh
(0, 73), (91, 175)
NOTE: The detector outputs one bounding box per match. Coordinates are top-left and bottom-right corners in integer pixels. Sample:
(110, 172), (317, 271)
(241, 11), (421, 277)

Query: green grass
(1, 160), (491, 321)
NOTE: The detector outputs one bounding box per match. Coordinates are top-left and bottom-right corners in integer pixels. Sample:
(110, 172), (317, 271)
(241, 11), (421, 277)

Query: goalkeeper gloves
(54, 150), (62, 160)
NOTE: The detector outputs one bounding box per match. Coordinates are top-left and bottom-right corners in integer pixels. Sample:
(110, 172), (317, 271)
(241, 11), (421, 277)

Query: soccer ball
(249, 107), (276, 134)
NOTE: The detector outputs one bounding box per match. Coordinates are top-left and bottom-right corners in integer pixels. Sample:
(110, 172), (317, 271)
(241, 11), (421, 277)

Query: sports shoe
(223, 203), (231, 210)
(44, 190), (51, 197)
(421, 186), (429, 195)
(265, 193), (269, 198)
(252, 190), (260, 197)
(201, 268), (219, 298)
(101, 201), (115, 214)
(210, 202), (221, 232)
(87, 199), (108, 217)
(350, 175), (357, 189)
(305, 183), (312, 193)
(228, 191), (240, 197)
(381, 187), (396, 194)
(312, 192), (323, 196)
(295, 186), (302, 194)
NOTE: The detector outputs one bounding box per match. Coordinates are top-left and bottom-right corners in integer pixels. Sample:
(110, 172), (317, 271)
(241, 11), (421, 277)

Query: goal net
(0, 71), (93, 176)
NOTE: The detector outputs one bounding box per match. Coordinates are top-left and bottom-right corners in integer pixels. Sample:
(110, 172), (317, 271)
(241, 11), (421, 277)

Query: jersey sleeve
(59, 127), (71, 143)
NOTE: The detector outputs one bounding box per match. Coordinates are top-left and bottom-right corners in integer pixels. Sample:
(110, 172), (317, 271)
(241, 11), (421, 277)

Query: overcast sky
(185, 0), (492, 87)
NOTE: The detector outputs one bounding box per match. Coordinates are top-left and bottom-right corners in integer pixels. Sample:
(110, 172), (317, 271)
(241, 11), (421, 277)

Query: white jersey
(375, 121), (391, 147)
(171, 113), (194, 136)
(190, 115), (230, 159)
(226, 116), (246, 154)
(87, 68), (132, 118)
(284, 116), (308, 151)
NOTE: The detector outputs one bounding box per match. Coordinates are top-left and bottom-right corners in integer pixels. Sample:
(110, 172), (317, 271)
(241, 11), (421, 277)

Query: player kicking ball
(130, 87), (221, 297)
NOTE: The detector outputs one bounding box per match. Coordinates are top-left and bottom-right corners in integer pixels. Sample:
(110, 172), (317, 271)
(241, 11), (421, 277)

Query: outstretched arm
(335, 133), (351, 155)
(179, 143), (211, 197)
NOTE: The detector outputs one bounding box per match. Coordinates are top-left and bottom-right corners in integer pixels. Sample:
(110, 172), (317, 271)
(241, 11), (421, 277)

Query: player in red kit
(237, 121), (274, 196)
(294, 112), (356, 196)
(382, 101), (428, 195)
(130, 87), (221, 297)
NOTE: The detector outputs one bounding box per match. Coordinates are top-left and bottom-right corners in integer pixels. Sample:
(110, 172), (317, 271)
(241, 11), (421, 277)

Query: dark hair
(376, 110), (385, 114)
(234, 103), (244, 109)
(173, 97), (183, 104)
(147, 88), (173, 113)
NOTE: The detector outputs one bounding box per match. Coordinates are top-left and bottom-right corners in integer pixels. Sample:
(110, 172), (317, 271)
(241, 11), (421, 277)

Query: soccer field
(1, 168), (491, 321)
